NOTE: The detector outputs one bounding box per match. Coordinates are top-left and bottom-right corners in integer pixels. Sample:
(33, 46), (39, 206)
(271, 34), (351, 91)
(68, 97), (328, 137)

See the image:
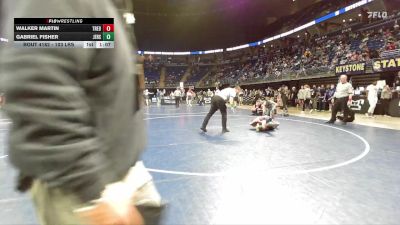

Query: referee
(174, 87), (182, 108)
(201, 86), (241, 133)
(326, 75), (353, 124)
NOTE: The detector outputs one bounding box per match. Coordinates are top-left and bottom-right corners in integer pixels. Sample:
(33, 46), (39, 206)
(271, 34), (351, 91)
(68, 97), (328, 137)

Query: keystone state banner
(335, 62), (366, 75)
(372, 57), (400, 72)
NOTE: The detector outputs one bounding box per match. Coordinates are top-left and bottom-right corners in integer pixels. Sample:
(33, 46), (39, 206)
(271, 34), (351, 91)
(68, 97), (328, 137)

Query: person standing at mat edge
(174, 87), (182, 108)
(365, 81), (378, 118)
(326, 75), (353, 124)
(0, 0), (166, 225)
(201, 86), (241, 133)
(381, 85), (392, 117)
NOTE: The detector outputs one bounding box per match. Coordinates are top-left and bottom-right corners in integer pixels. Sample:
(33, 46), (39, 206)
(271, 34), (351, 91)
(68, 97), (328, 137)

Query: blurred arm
(0, 0), (117, 203)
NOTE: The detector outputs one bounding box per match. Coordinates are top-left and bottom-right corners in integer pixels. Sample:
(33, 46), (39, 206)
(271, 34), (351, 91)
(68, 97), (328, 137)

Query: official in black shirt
(201, 86), (241, 133)
(317, 85), (326, 111)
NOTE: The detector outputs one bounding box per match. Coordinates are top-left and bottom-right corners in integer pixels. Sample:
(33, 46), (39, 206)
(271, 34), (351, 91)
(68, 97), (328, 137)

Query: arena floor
(1, 105), (400, 224)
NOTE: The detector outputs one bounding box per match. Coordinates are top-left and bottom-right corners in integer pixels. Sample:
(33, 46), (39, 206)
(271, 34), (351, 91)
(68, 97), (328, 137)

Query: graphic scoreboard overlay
(14, 18), (114, 48)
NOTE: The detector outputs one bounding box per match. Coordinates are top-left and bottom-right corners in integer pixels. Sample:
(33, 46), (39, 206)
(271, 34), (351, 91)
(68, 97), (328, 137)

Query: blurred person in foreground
(0, 0), (162, 225)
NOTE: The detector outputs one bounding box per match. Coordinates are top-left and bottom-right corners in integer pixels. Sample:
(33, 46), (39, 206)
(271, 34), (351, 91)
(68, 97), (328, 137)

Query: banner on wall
(349, 98), (368, 113)
(335, 62), (366, 75)
(372, 57), (400, 72)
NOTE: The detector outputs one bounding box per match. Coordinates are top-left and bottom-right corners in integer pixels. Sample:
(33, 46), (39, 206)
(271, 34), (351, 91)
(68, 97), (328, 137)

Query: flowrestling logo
(47, 18), (83, 24)
(367, 11), (388, 19)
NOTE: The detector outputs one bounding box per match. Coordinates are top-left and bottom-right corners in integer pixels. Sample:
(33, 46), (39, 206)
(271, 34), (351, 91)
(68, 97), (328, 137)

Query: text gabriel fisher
(15, 34), (59, 40)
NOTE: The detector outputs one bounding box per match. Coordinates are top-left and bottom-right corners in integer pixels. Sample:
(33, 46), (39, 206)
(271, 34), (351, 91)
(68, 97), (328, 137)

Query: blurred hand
(77, 202), (144, 225)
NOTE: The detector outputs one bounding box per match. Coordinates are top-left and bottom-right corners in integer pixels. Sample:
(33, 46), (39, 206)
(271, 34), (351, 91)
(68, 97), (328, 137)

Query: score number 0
(102, 24), (114, 41)
(103, 24), (114, 32)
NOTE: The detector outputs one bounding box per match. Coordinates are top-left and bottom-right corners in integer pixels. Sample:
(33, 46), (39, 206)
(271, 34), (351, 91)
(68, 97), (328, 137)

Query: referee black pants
(201, 96), (227, 130)
(175, 97), (181, 108)
(330, 97), (350, 122)
(381, 99), (390, 115)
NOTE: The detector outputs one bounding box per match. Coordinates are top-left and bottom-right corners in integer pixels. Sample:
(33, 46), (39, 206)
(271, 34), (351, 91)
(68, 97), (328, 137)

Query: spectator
(317, 85), (327, 111)
(303, 84), (312, 113)
(186, 89), (194, 107)
(156, 89), (161, 106)
(198, 90), (205, 106)
(366, 81), (379, 118)
(143, 89), (150, 106)
(207, 89), (214, 97)
(297, 85), (305, 111)
(310, 85), (318, 113)
(280, 86), (290, 115)
(304, 48), (312, 58)
(238, 88), (244, 106)
(394, 73), (400, 88)
(290, 87), (298, 107)
(326, 84), (336, 112)
(380, 85), (392, 117)
(394, 20), (399, 30)
(144, 17), (400, 88)
(386, 41), (397, 50)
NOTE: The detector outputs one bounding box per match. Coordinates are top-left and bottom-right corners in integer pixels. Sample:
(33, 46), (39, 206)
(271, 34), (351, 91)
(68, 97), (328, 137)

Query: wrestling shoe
(200, 127), (207, 132)
(325, 120), (335, 124)
(222, 128), (230, 133)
